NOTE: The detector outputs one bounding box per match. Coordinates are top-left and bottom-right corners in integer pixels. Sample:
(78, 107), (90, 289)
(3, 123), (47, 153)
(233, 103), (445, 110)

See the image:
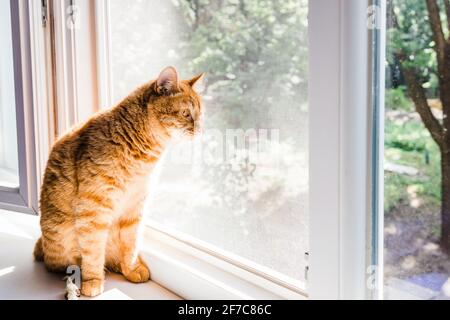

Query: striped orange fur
(34, 67), (203, 297)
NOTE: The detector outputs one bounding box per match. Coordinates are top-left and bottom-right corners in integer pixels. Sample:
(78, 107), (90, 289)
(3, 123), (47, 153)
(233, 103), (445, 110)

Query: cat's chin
(168, 128), (195, 141)
(186, 128), (204, 139)
(184, 128), (196, 137)
(182, 132), (197, 140)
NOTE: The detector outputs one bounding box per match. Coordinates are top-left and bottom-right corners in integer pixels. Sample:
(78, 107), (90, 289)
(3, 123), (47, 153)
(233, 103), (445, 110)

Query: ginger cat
(34, 67), (203, 297)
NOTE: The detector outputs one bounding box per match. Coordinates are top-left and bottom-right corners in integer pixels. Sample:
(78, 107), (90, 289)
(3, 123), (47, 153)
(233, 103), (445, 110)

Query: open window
(2, 0), (384, 300)
(13, 0), (450, 300)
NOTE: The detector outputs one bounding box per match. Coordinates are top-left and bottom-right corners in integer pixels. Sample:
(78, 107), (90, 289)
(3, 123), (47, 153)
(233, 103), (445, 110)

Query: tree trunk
(440, 145), (450, 253)
(439, 44), (450, 253)
(397, 0), (450, 253)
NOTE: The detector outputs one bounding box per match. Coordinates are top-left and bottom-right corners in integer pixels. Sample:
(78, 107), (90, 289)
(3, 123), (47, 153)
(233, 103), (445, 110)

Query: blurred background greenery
(384, 0), (450, 298)
(385, 0), (444, 215)
(110, 0), (309, 281)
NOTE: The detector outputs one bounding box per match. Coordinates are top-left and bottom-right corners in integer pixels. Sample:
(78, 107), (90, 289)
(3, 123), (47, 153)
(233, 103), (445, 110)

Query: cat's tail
(33, 237), (44, 261)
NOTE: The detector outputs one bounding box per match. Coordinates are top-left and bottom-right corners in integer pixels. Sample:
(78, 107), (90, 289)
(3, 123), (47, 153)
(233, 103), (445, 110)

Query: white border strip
(94, 0), (114, 109)
(309, 0), (342, 299)
(309, 0), (378, 299)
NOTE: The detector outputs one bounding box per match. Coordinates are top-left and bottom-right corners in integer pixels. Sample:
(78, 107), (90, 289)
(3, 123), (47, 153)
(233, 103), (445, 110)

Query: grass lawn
(384, 107), (450, 298)
(385, 112), (441, 216)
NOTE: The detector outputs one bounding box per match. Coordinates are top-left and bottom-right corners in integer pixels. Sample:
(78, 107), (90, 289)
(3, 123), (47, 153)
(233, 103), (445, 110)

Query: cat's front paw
(123, 261), (150, 283)
(81, 279), (104, 297)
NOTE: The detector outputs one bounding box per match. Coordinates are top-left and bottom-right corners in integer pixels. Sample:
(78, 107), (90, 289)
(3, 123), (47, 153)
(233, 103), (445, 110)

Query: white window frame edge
(309, 0), (386, 300)
(0, 0), (45, 215)
(28, 0), (56, 203)
(308, 0), (341, 299)
(51, 0), (76, 135)
(94, 0), (113, 110)
(368, 0), (386, 300)
(52, 0), (99, 136)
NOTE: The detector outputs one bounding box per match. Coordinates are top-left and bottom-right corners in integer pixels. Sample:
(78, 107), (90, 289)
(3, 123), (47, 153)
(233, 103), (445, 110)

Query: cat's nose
(193, 120), (203, 134)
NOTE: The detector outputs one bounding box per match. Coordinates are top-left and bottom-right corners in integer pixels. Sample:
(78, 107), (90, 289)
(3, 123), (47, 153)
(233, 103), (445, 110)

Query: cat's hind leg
(33, 237), (44, 261)
(115, 201), (150, 283)
(41, 224), (80, 273)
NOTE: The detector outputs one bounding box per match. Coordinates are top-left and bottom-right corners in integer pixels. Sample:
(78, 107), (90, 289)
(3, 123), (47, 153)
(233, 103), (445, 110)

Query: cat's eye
(182, 109), (192, 120)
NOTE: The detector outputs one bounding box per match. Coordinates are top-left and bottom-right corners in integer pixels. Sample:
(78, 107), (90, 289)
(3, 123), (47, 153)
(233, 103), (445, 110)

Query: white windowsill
(141, 223), (308, 300)
(0, 208), (308, 300)
(0, 209), (180, 300)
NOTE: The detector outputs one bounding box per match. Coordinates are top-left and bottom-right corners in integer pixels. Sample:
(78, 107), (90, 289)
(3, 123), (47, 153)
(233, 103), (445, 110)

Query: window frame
(309, 0), (386, 300)
(51, 0), (100, 135)
(8, 0), (386, 299)
(0, 0), (45, 214)
(370, 0), (386, 300)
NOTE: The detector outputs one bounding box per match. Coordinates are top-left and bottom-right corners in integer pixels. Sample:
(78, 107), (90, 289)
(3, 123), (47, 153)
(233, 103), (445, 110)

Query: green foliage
(385, 120), (430, 152)
(384, 116), (441, 213)
(385, 86), (413, 111)
(387, 0), (437, 81)
(385, 0), (448, 215)
(177, 0), (308, 130)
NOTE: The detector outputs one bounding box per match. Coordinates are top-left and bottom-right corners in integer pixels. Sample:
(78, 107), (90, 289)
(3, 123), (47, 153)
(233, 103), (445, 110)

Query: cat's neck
(112, 87), (172, 161)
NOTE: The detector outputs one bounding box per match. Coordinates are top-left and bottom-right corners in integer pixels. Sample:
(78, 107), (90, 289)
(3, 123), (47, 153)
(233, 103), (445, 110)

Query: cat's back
(46, 109), (114, 171)
(40, 111), (114, 213)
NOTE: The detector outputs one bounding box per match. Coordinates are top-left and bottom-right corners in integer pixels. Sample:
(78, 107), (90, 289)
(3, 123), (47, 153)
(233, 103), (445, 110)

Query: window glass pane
(384, 0), (450, 299)
(109, 0), (308, 282)
(0, 0), (19, 189)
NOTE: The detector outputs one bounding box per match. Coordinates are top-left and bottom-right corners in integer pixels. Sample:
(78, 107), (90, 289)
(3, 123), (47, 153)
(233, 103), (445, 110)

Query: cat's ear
(156, 66), (179, 95)
(187, 73), (204, 88)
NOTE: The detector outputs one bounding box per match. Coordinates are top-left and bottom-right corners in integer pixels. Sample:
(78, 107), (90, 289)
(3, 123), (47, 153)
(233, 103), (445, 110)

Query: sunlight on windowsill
(0, 266), (15, 278)
(0, 210), (180, 300)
